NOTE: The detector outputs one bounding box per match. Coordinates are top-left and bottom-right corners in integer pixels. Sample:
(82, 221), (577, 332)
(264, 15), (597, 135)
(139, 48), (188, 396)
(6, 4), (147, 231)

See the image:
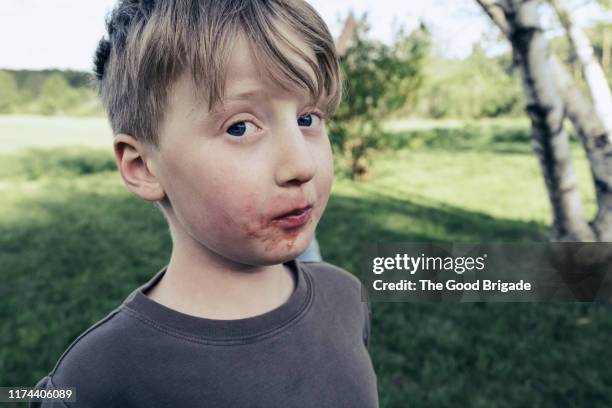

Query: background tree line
(0, 69), (102, 116)
(3, 17), (612, 121)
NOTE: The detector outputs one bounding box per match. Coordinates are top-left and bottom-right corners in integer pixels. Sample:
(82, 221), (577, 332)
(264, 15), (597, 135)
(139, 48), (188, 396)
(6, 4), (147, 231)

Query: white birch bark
(550, 0), (612, 140)
(498, 0), (594, 240)
(551, 58), (612, 240)
(476, 0), (612, 240)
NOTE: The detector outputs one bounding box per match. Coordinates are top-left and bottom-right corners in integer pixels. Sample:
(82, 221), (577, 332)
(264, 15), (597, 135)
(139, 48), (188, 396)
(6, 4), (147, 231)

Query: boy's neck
(145, 242), (296, 321)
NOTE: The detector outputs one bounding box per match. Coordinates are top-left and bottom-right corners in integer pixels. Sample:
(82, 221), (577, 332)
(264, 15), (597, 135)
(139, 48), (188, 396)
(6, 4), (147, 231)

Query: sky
(0, 0), (608, 71)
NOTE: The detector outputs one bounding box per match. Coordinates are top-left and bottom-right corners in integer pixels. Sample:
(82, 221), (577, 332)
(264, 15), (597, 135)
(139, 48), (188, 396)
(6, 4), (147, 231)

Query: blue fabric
(296, 236), (322, 262)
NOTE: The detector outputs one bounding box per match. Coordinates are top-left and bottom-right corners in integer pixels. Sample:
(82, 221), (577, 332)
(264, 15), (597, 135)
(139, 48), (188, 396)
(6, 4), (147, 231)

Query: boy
(32, 0), (378, 406)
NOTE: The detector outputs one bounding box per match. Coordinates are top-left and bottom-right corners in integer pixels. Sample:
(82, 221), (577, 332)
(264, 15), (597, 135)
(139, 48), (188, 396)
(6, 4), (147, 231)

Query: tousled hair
(93, 0), (343, 149)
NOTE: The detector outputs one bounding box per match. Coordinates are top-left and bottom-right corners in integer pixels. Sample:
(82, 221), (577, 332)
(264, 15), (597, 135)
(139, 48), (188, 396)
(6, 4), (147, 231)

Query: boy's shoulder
(297, 260), (365, 303)
(32, 303), (142, 406)
(298, 260), (361, 286)
(297, 260), (371, 348)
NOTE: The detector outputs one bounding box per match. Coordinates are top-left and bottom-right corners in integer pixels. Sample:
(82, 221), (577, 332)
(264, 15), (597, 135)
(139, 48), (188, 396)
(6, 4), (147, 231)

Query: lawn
(1, 115), (610, 407)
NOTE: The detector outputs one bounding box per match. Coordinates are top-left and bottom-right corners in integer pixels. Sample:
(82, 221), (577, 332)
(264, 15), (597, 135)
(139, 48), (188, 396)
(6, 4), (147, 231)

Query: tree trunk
(476, 0), (612, 241)
(495, 0), (595, 241)
(550, 0), (612, 139)
(602, 28), (611, 74)
(552, 57), (612, 240)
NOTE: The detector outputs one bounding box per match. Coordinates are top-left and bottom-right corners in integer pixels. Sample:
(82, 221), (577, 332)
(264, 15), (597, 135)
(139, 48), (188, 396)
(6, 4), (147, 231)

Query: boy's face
(144, 29), (334, 266)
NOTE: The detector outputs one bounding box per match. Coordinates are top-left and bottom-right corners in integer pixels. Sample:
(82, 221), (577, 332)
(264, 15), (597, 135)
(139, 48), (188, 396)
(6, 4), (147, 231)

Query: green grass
(0, 115), (112, 153)
(1, 116), (610, 407)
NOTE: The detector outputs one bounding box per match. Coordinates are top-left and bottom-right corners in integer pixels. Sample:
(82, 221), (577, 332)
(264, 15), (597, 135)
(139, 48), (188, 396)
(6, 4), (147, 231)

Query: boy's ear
(113, 133), (166, 202)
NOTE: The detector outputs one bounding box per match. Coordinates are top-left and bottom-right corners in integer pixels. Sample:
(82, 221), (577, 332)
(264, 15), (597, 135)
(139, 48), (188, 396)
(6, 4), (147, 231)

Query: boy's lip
(271, 205), (313, 229)
(271, 203), (314, 220)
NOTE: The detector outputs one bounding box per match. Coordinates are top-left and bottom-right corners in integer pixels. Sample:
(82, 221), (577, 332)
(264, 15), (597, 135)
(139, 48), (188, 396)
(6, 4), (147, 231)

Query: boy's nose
(274, 121), (317, 187)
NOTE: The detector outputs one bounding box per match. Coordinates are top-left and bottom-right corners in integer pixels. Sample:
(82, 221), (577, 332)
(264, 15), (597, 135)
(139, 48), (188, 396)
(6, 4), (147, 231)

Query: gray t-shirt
(31, 259), (379, 407)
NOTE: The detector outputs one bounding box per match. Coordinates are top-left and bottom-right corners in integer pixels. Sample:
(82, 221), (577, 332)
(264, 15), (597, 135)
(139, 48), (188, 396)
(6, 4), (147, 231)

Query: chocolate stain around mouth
(242, 215), (301, 253)
(239, 199), (310, 253)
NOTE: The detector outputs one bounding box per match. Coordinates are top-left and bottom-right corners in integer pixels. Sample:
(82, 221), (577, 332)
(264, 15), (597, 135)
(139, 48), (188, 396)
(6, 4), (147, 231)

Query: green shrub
(0, 71), (20, 114)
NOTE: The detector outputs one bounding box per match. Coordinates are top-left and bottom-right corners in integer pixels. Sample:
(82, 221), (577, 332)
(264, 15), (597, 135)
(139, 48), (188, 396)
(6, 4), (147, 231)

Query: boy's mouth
(272, 204), (313, 220)
(272, 206), (312, 230)
(271, 205), (313, 229)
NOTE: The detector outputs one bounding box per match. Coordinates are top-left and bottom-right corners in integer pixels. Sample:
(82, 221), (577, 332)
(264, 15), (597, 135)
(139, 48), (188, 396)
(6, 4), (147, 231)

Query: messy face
(148, 30), (334, 267)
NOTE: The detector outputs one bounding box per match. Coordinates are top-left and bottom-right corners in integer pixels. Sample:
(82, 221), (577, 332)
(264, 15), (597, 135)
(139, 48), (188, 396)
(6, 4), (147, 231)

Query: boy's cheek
(202, 190), (268, 240)
(318, 157), (334, 203)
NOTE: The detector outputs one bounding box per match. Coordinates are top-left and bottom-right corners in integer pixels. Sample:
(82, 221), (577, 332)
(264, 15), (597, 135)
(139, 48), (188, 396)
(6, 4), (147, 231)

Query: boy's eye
(298, 113), (321, 127)
(225, 112), (323, 138)
(226, 121), (258, 137)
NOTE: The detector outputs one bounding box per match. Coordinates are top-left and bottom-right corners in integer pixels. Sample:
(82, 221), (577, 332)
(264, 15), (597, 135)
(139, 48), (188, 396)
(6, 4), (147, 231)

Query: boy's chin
(217, 229), (314, 266)
(255, 246), (308, 266)
(249, 239), (312, 266)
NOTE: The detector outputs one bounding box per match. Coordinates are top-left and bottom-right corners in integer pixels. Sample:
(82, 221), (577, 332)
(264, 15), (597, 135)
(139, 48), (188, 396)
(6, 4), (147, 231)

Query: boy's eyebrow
(225, 89), (268, 101)
(207, 87), (312, 116)
(206, 88), (267, 116)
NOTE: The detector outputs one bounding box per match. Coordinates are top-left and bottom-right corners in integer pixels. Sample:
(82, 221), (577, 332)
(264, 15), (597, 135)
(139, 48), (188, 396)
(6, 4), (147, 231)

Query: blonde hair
(93, 0), (343, 148)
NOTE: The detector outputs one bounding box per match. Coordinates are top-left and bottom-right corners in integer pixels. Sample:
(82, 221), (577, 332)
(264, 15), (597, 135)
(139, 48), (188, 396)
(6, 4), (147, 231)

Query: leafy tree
(38, 73), (81, 115)
(417, 45), (523, 118)
(330, 14), (429, 179)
